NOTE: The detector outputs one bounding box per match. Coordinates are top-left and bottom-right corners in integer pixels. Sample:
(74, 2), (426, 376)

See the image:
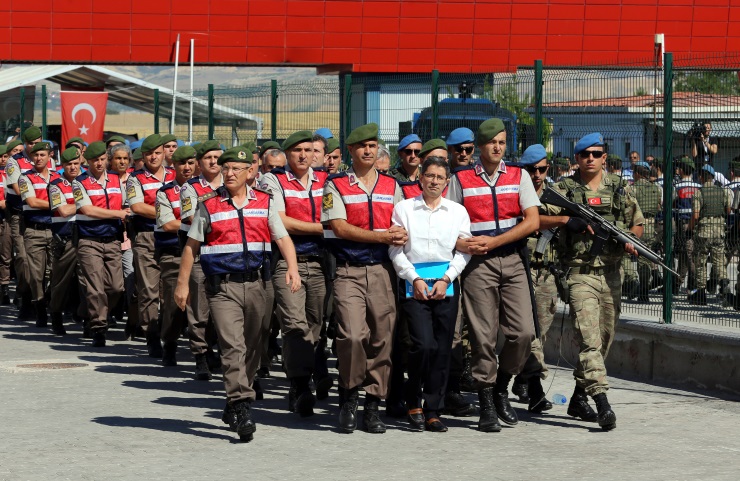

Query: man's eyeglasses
(422, 173), (448, 182)
(402, 148), (421, 156)
(579, 150), (605, 159)
(454, 146), (474, 154)
(221, 165), (249, 174)
(525, 166), (548, 174)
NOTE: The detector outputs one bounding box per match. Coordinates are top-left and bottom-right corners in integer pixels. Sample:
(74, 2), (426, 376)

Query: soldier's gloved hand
(565, 217), (589, 234)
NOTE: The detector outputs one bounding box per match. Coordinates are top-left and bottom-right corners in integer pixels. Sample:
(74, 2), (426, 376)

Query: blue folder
(405, 262), (454, 298)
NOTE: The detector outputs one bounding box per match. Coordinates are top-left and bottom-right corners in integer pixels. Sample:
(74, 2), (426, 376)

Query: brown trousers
(157, 251), (187, 344)
(23, 226), (52, 302)
(132, 231), (160, 333)
(9, 212), (30, 296)
(49, 236), (77, 313)
(462, 252), (535, 388)
(187, 262), (211, 356)
(208, 279), (266, 404)
(77, 238), (123, 332)
(273, 259), (326, 378)
(333, 263), (397, 399)
(0, 218), (12, 284)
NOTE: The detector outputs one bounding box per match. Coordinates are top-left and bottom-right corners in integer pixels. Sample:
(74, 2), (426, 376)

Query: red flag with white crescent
(60, 91), (108, 148)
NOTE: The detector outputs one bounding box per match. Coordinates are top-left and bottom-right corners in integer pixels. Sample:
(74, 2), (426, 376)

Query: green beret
(0, 145), (6, 156)
(346, 123), (379, 145)
(326, 138), (340, 153)
(553, 157), (570, 169)
(172, 145), (197, 163)
(105, 135), (126, 146)
(282, 130), (313, 151)
(65, 137), (85, 148)
(606, 154), (622, 168)
(420, 139), (448, 158)
(217, 146), (254, 166)
(241, 141), (259, 154)
(22, 126), (42, 143)
(5, 139), (23, 153)
(132, 148), (142, 161)
(475, 118), (506, 146)
(260, 141), (281, 157)
(60, 147), (81, 164)
(731, 160), (740, 171)
(30, 141), (52, 153)
(141, 134), (164, 153)
(678, 156), (695, 171)
(196, 140), (222, 159)
(160, 134), (177, 145)
(84, 141), (107, 160)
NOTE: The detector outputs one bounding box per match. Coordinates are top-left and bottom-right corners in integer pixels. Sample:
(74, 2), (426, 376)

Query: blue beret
(314, 128), (333, 139)
(520, 144), (547, 166)
(635, 161), (650, 169)
(446, 127), (474, 146)
(398, 134), (422, 151)
(702, 164), (715, 176)
(574, 133), (605, 156)
(129, 139), (143, 150)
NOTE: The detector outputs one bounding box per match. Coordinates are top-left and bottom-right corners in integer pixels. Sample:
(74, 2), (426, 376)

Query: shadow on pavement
(92, 416), (235, 441)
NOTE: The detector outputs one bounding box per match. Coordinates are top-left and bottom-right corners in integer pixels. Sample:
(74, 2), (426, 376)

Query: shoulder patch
(73, 187), (84, 202)
(181, 196), (193, 214)
(198, 191), (218, 203)
(252, 185), (273, 198)
(7, 165), (14, 176)
(50, 190), (62, 208)
(323, 192), (333, 211)
(126, 183), (136, 199)
(18, 178), (28, 194)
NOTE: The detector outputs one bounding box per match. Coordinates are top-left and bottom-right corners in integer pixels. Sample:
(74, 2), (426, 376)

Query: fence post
(153, 89), (160, 134)
(535, 60), (543, 145)
(662, 53), (674, 324)
(343, 73), (352, 162)
(19, 87), (25, 140)
(207, 84), (215, 140)
(270, 79), (278, 142)
(41, 85), (47, 139)
(431, 69), (440, 139)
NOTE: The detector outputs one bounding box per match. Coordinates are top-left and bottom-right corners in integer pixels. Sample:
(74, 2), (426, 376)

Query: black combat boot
(338, 387), (360, 433)
(18, 293), (34, 321)
(314, 374), (334, 401)
(1, 285), (10, 305)
(362, 394), (386, 433)
(34, 300), (48, 327)
(687, 288), (707, 306)
(443, 391), (477, 417)
(146, 331), (163, 358)
(162, 342), (177, 367)
(567, 385), (598, 422)
(287, 383), (298, 412)
(50, 312), (66, 336)
(477, 387), (501, 432)
(194, 354), (212, 381)
(718, 279), (730, 297)
(234, 400), (256, 442)
(527, 376), (553, 413)
(222, 402), (237, 431)
(492, 373), (518, 425)
(511, 375), (530, 403)
(253, 378), (264, 401)
(91, 331), (106, 348)
(592, 393), (617, 431)
(293, 376), (316, 417)
(459, 355), (475, 392)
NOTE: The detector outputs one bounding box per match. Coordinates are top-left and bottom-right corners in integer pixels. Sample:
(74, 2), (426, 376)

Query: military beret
(446, 127), (475, 146)
(398, 134), (422, 151)
(678, 156), (695, 171)
(217, 146), (254, 166)
(172, 145), (197, 162)
(574, 132), (605, 156)
(60, 147), (81, 164)
(260, 141), (281, 157)
(141, 134), (165, 153)
(520, 144), (547, 166)
(7, 139), (22, 153)
(30, 141), (52, 153)
(0, 145), (6, 156)
(197, 140), (222, 159)
(553, 157), (570, 169)
(651, 157), (664, 167)
(105, 135), (126, 146)
(129, 139), (143, 150)
(240, 141), (259, 155)
(346, 123), (379, 146)
(282, 130), (313, 151)
(420, 139), (448, 158)
(475, 118), (506, 146)
(606, 154), (622, 168)
(84, 141), (107, 160)
(160, 134), (177, 145)
(731, 160), (740, 171)
(22, 126), (42, 143)
(314, 128), (334, 139)
(635, 161), (651, 169)
(65, 137), (85, 148)
(326, 138), (340, 154)
(132, 148), (142, 161)
(701, 164), (715, 176)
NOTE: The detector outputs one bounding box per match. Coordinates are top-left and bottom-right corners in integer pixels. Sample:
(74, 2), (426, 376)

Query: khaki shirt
(321, 167), (404, 223)
(155, 184), (183, 228)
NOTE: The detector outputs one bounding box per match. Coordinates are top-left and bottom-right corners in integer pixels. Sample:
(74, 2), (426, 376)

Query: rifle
(540, 187), (679, 277)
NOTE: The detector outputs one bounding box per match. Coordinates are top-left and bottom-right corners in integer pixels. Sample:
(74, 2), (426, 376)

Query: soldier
(326, 138), (343, 174)
(174, 145), (300, 443)
(673, 157), (701, 293)
(390, 134), (422, 182)
(160, 134), (179, 167)
(179, 140), (223, 381)
(127, 134), (176, 357)
(419, 139), (448, 161)
(106, 135), (126, 150)
(155, 146), (196, 365)
(688, 165), (731, 305)
(542, 132), (644, 431)
(261, 130), (332, 416)
(73, 141), (129, 347)
(47, 147), (83, 335)
(446, 118), (540, 433)
(552, 157), (571, 182)
(446, 127), (476, 170)
(311, 134), (328, 170)
(724, 159), (740, 302)
(632, 162), (663, 302)
(321, 122), (407, 434)
(0, 144), (11, 304)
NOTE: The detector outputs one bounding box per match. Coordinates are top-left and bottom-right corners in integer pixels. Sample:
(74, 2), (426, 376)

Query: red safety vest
(75, 171), (124, 238)
(21, 170), (60, 225)
(399, 180), (449, 200)
(273, 167), (327, 256)
(49, 177), (76, 237)
(5, 154), (35, 211)
(129, 167), (176, 232)
(155, 181), (184, 249)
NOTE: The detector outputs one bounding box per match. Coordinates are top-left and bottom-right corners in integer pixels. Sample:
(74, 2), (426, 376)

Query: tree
(674, 71), (740, 95)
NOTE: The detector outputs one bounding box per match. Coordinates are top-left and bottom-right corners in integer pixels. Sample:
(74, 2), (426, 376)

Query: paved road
(1, 306), (739, 481)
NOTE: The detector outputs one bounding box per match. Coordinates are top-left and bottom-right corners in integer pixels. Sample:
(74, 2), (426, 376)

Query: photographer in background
(691, 121), (718, 166)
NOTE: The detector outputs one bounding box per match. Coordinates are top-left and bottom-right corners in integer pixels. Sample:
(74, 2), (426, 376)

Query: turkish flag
(60, 91), (108, 149)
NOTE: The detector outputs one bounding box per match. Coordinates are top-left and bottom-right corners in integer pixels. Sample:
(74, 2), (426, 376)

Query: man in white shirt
(390, 157), (471, 433)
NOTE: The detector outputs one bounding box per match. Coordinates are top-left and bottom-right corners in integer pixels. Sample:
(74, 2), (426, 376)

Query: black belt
(207, 271), (260, 284)
(80, 235), (117, 243)
(484, 243), (519, 258)
(296, 255), (322, 263)
(25, 221), (52, 230)
(342, 261), (382, 268)
(568, 264), (618, 275)
(156, 246), (181, 257)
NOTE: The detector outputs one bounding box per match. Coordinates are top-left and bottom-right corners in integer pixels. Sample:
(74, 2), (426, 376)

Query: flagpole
(171, 34), (180, 135)
(188, 38), (194, 144)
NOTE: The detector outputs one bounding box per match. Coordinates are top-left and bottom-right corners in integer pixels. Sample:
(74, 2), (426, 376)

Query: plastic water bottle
(552, 393), (567, 405)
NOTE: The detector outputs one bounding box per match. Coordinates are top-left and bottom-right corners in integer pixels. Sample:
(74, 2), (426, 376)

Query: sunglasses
(454, 146), (474, 154)
(402, 148), (421, 156)
(579, 150), (605, 159)
(525, 166), (548, 174)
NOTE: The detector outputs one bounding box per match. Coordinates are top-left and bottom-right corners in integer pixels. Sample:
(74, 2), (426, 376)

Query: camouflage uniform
(546, 172), (644, 396)
(632, 178), (662, 298)
(693, 181), (731, 290)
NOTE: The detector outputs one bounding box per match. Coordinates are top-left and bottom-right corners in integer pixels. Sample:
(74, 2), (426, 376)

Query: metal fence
(4, 52), (740, 327)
